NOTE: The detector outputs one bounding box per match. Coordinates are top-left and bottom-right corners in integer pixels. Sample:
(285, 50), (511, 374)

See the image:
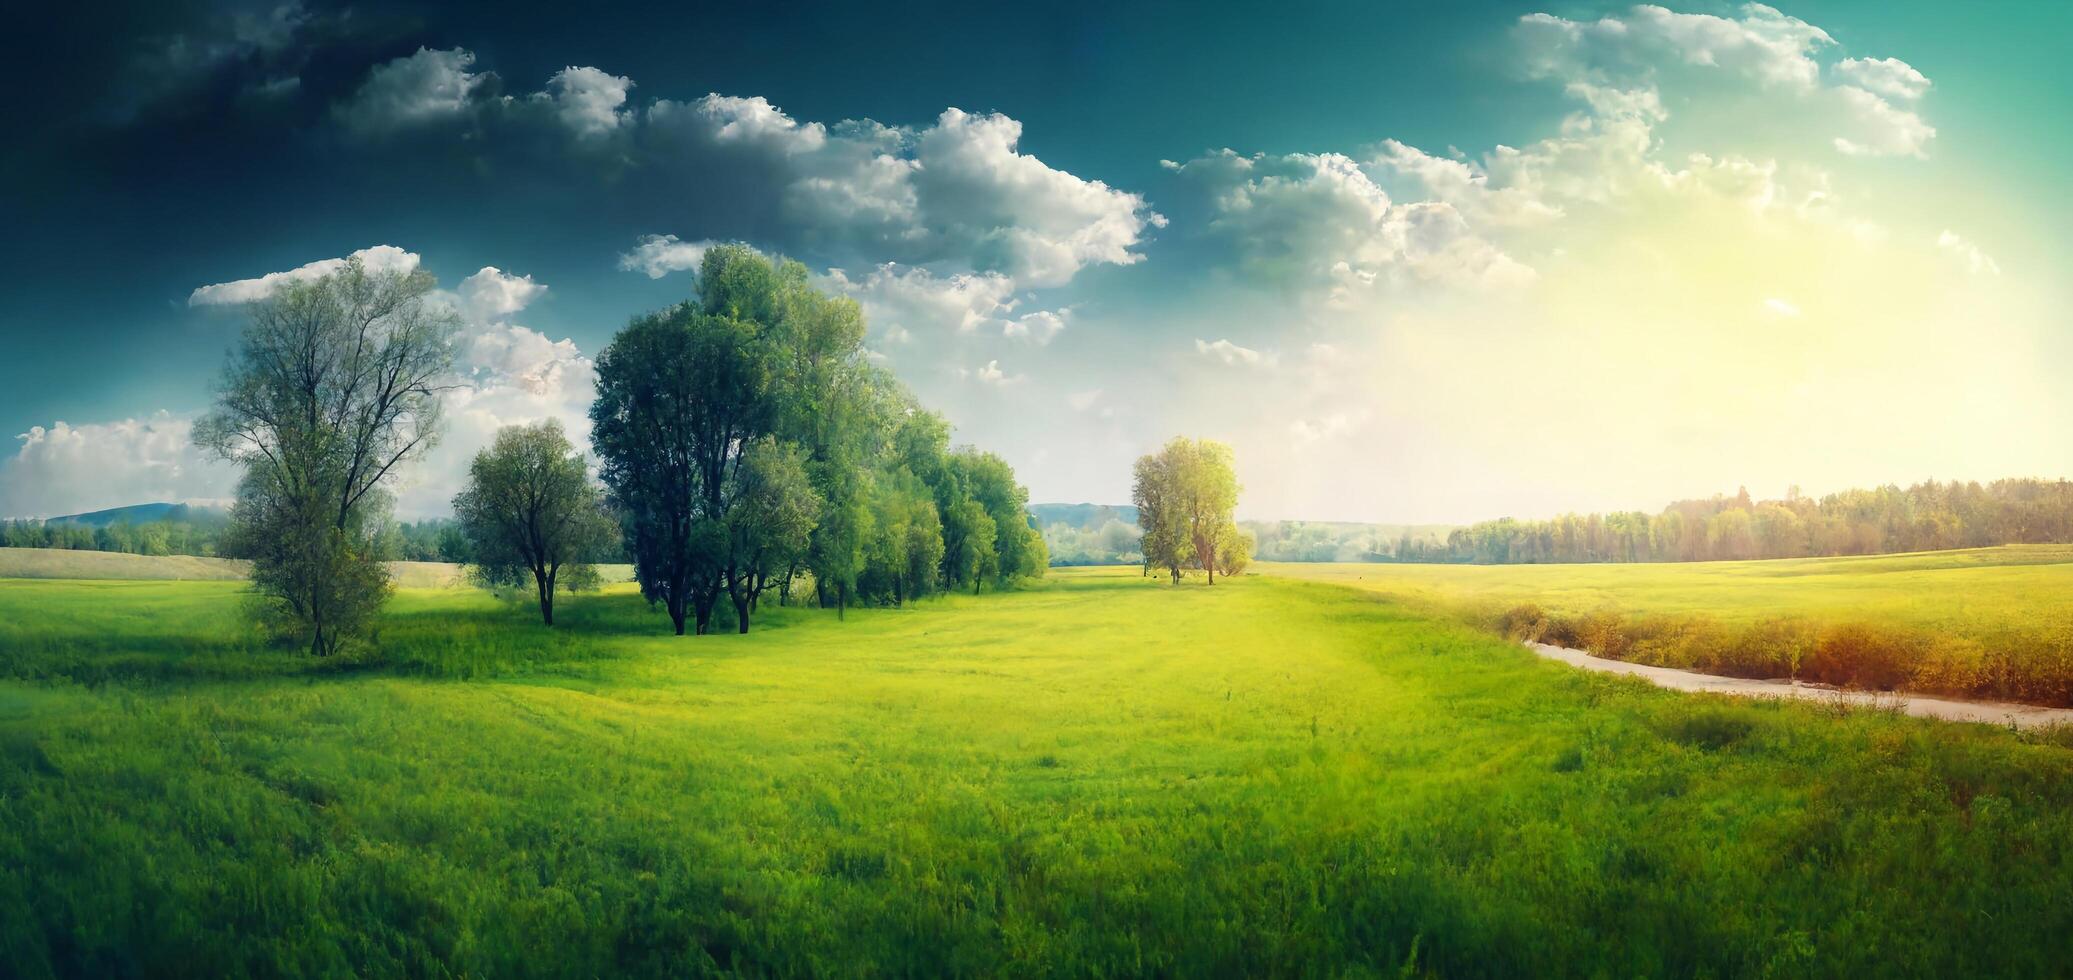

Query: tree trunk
(534, 565), (554, 626)
(735, 595), (751, 634)
(694, 594), (714, 635)
(837, 582), (846, 621)
(668, 594), (688, 636)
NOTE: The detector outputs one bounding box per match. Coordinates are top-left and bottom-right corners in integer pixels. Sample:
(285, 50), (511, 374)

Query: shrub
(1498, 603), (1549, 642)
(1911, 636), (1989, 698)
(1573, 609), (1630, 659)
(1803, 623), (1920, 691)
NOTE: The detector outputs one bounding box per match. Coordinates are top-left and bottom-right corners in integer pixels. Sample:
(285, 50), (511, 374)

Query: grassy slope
(1, 569), (2070, 976)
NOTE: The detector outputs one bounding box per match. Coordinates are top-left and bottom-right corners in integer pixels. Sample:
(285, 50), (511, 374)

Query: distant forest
(1034, 503), (1453, 566)
(0, 509), (521, 564)
(18, 478), (2073, 568)
(1421, 479), (2073, 564)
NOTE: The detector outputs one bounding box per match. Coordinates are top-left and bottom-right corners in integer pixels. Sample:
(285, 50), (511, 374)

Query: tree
(725, 438), (821, 632)
(195, 257), (457, 655)
(453, 420), (617, 626)
(1133, 437), (1242, 584)
(591, 299), (774, 635)
(1133, 449), (1186, 582)
(1214, 524), (1254, 578)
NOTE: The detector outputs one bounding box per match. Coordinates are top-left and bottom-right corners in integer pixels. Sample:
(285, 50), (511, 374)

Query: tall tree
(452, 420), (617, 626)
(590, 298), (775, 634)
(1132, 437), (1242, 585)
(195, 258), (457, 655)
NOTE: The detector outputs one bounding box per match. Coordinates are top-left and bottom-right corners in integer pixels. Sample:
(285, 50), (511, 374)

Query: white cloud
(0, 413), (237, 519)
(962, 359), (1019, 386)
(1762, 297), (1802, 317)
(535, 66), (633, 137)
(1517, 6), (1933, 160)
(188, 245), (421, 305)
(645, 98), (1161, 286)
(1517, 4), (1834, 93)
(1194, 337), (1273, 367)
(1832, 86), (1936, 157)
(819, 263), (1018, 336)
(617, 234), (719, 279)
(1835, 57), (1931, 101)
(1004, 308), (1068, 345)
(337, 47), (487, 136)
(1066, 389), (1103, 411)
(1167, 150), (1534, 295)
(457, 266), (547, 320)
(1937, 230), (2001, 275)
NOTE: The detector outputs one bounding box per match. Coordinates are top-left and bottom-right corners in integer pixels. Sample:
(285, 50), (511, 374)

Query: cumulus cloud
(618, 234), (719, 279)
(819, 263), (1018, 336)
(642, 99), (1163, 286)
(1166, 150), (1534, 295)
(188, 244), (420, 305)
(0, 413), (237, 518)
(960, 359), (1019, 386)
(1003, 308), (1068, 345)
(1937, 230), (2001, 275)
(1194, 338), (1273, 367)
(1516, 5), (1933, 159)
(1517, 4), (1834, 93)
(1832, 85), (1936, 157)
(1835, 57), (1931, 101)
(535, 66), (633, 137)
(457, 266), (547, 320)
(394, 265), (596, 516)
(336, 47), (488, 136)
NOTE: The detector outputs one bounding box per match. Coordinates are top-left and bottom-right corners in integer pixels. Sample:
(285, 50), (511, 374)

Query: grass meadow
(3, 567), (2072, 976)
(1268, 546), (2073, 705)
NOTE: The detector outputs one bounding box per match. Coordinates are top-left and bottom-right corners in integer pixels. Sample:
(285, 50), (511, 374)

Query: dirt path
(1526, 641), (2073, 729)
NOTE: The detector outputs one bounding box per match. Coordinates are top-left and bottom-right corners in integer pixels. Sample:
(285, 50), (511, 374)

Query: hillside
(38, 502), (229, 527)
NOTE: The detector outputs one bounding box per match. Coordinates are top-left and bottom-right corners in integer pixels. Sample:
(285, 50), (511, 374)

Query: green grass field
(4, 568), (2072, 976)
(1267, 547), (2073, 704)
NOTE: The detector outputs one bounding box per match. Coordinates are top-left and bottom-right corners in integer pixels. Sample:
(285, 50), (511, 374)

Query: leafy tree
(725, 438), (821, 632)
(591, 299), (772, 634)
(1133, 437), (1242, 584)
(1214, 524), (1254, 578)
(195, 257), (457, 655)
(453, 420), (617, 626)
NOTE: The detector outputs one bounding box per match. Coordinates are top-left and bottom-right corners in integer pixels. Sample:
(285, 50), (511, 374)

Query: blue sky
(3, 0), (2067, 521)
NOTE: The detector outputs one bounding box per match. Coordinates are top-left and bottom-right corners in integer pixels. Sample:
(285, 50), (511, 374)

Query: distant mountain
(1028, 502), (1139, 529)
(40, 502), (231, 527)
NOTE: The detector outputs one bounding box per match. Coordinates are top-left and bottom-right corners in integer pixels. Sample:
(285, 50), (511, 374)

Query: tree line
(192, 246), (1044, 654)
(1419, 479), (2073, 565)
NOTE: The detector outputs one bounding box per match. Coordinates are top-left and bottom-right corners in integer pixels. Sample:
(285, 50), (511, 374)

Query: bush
(1498, 603), (1549, 642)
(1803, 623), (1920, 691)
(1572, 609), (1629, 659)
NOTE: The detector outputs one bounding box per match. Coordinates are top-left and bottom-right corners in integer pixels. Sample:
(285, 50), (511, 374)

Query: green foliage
(194, 257), (459, 655)
(593, 246), (1040, 633)
(3, 572), (2073, 975)
(454, 420), (618, 626)
(1133, 437), (1241, 583)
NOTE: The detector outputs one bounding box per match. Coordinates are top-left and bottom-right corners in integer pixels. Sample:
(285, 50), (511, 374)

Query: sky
(2, 0), (2068, 523)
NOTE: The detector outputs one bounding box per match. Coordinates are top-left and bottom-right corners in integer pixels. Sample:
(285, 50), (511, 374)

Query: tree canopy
(1133, 437), (1245, 584)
